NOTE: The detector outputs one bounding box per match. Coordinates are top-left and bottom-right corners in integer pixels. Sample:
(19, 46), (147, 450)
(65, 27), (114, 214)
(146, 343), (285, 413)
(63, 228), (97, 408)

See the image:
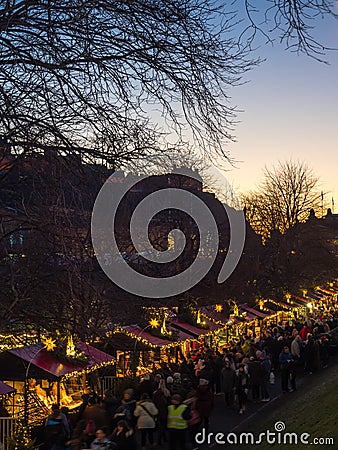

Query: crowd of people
(44, 309), (337, 450)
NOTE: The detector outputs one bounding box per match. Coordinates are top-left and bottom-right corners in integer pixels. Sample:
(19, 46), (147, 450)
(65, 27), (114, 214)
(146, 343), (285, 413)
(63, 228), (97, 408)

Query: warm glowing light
(215, 304), (223, 313)
(42, 336), (56, 352)
(160, 316), (167, 334)
(196, 310), (201, 324)
(307, 302), (313, 309)
(149, 318), (160, 328)
(66, 335), (76, 357)
(302, 289), (308, 297)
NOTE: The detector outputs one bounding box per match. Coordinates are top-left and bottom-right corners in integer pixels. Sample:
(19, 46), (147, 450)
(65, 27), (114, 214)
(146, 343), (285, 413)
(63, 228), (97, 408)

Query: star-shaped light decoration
(149, 318), (160, 328)
(215, 304), (223, 313)
(42, 336), (56, 352)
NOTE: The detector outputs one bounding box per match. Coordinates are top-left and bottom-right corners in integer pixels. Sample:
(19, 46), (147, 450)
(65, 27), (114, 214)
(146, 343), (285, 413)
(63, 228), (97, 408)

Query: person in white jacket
(134, 393), (158, 450)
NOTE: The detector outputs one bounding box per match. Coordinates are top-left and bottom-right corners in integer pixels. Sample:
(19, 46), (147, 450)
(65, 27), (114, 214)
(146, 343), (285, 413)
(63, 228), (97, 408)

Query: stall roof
(240, 304), (268, 319)
(200, 306), (229, 324)
(9, 342), (114, 378)
(318, 288), (338, 296)
(242, 311), (258, 321)
(122, 325), (174, 347)
(290, 295), (308, 304)
(170, 318), (222, 337)
(0, 381), (16, 395)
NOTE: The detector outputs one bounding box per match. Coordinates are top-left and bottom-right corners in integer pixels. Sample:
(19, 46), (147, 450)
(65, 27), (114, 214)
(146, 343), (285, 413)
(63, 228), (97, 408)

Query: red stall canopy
(9, 343), (114, 379)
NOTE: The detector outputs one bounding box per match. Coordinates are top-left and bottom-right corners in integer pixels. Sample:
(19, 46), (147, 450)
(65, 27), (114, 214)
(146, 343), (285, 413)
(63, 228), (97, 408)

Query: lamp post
(132, 322), (159, 376)
(24, 345), (46, 424)
(24, 337), (56, 424)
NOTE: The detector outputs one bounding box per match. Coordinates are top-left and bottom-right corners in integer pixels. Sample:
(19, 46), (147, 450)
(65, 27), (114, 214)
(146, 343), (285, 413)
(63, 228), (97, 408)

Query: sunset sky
(224, 8), (338, 211)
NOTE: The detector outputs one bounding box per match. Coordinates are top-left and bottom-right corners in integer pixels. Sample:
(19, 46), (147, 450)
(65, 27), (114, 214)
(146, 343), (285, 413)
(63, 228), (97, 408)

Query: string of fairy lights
(0, 284), (336, 428)
(1, 285), (336, 357)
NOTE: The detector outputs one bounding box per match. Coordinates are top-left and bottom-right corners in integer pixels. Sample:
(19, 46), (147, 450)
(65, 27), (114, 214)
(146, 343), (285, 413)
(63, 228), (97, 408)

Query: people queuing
(43, 308), (337, 450)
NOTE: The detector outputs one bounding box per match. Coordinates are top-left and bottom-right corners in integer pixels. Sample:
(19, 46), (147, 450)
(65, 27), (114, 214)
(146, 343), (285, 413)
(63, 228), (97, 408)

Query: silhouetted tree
(243, 160), (324, 239)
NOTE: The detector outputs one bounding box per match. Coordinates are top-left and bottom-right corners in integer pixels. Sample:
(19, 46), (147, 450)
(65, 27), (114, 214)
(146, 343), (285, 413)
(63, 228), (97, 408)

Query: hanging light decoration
(149, 318), (160, 329)
(160, 316), (167, 334)
(66, 336), (76, 357)
(196, 309), (201, 324)
(42, 336), (56, 352)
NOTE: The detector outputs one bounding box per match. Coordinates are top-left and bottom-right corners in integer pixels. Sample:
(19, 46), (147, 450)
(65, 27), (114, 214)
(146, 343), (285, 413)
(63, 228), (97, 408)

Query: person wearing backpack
(134, 393), (158, 450)
(45, 405), (70, 450)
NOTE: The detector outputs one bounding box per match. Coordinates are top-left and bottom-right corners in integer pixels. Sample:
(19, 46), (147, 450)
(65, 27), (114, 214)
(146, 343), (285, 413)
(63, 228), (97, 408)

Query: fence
(0, 417), (16, 450)
(100, 376), (118, 394)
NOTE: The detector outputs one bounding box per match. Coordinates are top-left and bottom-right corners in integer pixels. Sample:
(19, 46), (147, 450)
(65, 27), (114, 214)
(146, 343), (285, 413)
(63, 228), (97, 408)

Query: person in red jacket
(299, 324), (312, 341)
(195, 379), (214, 435)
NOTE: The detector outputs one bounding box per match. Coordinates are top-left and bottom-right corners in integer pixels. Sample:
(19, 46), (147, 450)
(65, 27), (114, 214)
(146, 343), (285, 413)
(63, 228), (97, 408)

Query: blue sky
(223, 5), (338, 211)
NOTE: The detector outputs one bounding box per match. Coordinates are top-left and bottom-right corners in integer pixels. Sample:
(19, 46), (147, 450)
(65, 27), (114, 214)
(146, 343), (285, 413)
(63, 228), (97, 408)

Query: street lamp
(132, 322), (159, 375)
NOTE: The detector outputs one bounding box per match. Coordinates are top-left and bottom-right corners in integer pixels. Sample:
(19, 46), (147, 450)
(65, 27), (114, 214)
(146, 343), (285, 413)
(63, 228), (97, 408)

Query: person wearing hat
(167, 394), (191, 450)
(113, 389), (137, 429)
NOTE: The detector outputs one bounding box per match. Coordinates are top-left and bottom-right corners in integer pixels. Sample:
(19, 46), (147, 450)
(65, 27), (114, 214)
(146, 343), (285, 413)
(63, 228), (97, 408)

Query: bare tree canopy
(0, 0), (255, 164)
(240, 0), (337, 60)
(0, 1), (336, 166)
(243, 160), (324, 238)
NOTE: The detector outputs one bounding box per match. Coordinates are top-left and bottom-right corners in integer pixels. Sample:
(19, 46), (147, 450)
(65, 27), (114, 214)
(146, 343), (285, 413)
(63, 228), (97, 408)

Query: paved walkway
(141, 356), (337, 450)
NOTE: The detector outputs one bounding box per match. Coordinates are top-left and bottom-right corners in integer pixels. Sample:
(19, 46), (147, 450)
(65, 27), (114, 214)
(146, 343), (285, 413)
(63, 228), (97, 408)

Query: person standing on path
(167, 394), (191, 450)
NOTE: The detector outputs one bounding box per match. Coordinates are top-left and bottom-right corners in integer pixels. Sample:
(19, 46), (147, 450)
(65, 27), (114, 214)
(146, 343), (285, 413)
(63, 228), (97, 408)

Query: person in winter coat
(195, 379), (214, 434)
(299, 324), (312, 341)
(167, 394), (191, 450)
(45, 405), (70, 450)
(247, 357), (261, 403)
(138, 374), (154, 398)
(258, 351), (271, 402)
(113, 389), (137, 429)
(153, 380), (170, 445)
(235, 364), (250, 414)
(279, 346), (296, 393)
(82, 397), (108, 432)
(90, 428), (111, 450)
(221, 361), (236, 406)
(184, 390), (202, 450)
(134, 393), (158, 450)
(291, 335), (302, 361)
(110, 420), (137, 450)
(304, 334), (321, 373)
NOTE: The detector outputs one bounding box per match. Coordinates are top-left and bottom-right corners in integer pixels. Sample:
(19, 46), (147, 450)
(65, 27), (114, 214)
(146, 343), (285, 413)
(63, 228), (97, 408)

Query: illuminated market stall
(0, 341), (115, 424)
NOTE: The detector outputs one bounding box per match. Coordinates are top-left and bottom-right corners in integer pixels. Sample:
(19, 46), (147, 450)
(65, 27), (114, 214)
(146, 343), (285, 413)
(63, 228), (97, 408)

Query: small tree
(7, 424), (37, 450)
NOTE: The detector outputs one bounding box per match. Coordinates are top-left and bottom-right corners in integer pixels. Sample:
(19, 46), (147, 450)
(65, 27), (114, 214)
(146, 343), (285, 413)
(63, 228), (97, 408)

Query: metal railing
(0, 417), (16, 450)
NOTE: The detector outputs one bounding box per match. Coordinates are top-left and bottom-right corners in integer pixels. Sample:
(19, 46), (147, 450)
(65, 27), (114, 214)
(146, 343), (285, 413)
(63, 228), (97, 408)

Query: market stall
(109, 323), (197, 376)
(0, 342), (115, 424)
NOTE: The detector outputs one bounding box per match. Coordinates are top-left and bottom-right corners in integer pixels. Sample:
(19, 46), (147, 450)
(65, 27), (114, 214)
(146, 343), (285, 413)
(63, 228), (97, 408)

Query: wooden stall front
(0, 342), (115, 424)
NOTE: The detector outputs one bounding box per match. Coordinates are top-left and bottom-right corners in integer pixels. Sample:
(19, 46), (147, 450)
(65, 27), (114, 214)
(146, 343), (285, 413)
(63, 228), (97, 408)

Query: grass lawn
(230, 362), (338, 450)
